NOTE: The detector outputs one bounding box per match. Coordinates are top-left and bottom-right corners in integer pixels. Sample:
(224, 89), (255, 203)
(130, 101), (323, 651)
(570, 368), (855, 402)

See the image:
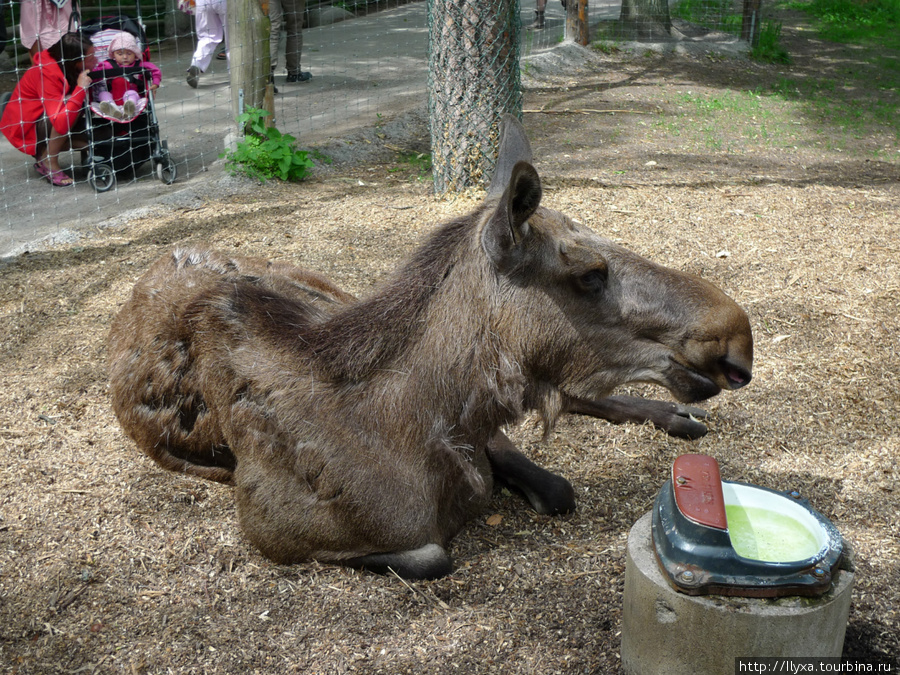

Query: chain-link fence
(0, 0), (759, 255)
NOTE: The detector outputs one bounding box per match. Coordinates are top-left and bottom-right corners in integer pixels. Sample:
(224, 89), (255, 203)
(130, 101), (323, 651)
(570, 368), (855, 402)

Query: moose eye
(575, 267), (608, 294)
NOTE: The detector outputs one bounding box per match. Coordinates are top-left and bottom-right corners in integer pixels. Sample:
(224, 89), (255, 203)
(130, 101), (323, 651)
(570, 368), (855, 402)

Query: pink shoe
(35, 163), (73, 186)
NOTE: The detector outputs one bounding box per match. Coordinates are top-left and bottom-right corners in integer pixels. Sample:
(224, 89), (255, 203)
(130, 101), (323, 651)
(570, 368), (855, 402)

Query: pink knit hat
(108, 32), (141, 60)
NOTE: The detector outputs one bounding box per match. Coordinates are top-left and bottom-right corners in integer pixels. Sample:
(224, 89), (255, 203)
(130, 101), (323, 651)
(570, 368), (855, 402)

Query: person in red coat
(0, 32), (97, 186)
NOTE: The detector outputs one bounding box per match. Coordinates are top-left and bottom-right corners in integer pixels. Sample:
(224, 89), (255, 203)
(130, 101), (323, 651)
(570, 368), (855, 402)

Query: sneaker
(186, 65), (200, 89)
(99, 101), (125, 120)
(269, 74), (279, 94)
(285, 71), (312, 84)
(123, 100), (136, 118)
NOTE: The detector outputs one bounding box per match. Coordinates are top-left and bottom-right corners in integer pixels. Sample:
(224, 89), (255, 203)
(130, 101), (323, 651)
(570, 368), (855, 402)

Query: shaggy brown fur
(108, 117), (752, 578)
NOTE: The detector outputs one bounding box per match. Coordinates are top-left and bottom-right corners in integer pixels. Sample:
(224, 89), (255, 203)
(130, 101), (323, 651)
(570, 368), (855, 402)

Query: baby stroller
(80, 18), (176, 192)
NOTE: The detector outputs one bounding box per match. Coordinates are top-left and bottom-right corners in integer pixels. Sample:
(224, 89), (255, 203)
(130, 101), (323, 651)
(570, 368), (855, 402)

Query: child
(92, 32), (161, 120)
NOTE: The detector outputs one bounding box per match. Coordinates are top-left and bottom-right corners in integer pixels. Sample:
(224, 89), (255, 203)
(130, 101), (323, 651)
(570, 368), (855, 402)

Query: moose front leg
(487, 432), (576, 516)
(564, 395), (710, 440)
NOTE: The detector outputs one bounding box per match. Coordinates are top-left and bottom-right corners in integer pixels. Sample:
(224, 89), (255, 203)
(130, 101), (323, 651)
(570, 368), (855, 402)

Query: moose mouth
(669, 356), (752, 403)
(721, 358), (753, 389)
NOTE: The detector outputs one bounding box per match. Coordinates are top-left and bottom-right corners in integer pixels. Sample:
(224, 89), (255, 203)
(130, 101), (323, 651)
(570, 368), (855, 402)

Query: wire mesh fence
(0, 0), (760, 255)
(427, 0), (522, 194)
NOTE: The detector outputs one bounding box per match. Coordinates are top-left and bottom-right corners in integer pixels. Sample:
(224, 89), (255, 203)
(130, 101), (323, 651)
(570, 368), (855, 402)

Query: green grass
(676, 90), (769, 117)
(665, 90), (791, 150)
(596, 0), (899, 155)
(791, 0), (900, 48)
(389, 151), (433, 182)
(671, 0), (736, 27)
(767, 70), (900, 143)
(683, 0), (900, 149)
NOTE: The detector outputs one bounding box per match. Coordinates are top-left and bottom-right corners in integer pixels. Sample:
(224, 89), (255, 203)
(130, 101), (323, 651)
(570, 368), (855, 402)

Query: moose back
(108, 116), (752, 579)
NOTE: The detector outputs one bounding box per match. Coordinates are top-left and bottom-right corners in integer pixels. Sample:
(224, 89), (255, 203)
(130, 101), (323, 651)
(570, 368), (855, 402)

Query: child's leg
(122, 90), (139, 117)
(96, 90), (121, 117)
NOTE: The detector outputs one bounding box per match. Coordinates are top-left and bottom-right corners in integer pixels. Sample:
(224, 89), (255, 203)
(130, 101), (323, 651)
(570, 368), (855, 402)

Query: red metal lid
(671, 454), (728, 531)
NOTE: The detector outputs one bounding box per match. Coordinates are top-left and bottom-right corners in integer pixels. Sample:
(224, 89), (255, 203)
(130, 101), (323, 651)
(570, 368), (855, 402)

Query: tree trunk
(619, 0), (673, 37)
(428, 0), (522, 195)
(566, 0), (590, 46)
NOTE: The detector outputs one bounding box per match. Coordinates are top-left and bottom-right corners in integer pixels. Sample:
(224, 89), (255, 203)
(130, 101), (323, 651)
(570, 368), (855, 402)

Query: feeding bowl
(651, 454), (844, 598)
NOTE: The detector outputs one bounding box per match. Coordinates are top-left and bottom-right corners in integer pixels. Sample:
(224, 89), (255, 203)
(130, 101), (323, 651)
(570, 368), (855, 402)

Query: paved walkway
(0, 0), (588, 257)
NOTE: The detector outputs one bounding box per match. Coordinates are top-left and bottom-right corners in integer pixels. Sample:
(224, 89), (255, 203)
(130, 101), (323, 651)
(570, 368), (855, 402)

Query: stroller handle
(89, 64), (155, 99)
(89, 64), (153, 83)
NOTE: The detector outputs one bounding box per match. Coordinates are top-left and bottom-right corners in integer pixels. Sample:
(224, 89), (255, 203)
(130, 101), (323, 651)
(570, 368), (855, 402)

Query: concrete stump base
(621, 512), (854, 675)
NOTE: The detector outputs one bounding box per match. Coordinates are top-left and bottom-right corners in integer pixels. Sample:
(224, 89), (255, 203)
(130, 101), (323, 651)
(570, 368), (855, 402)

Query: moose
(108, 116), (752, 579)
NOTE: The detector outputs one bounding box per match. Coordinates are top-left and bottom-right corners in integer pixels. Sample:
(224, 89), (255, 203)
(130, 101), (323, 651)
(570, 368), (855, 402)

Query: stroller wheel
(157, 157), (177, 185)
(89, 164), (116, 192)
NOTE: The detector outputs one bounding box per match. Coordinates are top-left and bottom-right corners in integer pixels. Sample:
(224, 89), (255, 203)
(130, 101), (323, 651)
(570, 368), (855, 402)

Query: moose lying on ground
(108, 116), (752, 579)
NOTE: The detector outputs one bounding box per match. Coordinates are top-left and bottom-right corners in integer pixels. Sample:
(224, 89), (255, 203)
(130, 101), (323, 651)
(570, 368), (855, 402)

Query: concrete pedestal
(621, 512), (854, 675)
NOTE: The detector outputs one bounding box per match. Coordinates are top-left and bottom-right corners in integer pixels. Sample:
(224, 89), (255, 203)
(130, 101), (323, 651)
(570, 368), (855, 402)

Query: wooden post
(228, 0), (272, 128)
(741, 0), (762, 46)
(566, 0), (590, 46)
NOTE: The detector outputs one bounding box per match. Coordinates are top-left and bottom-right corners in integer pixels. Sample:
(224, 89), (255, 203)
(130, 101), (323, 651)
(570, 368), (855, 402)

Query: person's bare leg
(44, 130), (69, 172)
(37, 130), (78, 185)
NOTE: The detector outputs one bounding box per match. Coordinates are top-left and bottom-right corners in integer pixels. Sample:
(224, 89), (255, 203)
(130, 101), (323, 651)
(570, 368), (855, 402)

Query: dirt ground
(1, 10), (898, 674)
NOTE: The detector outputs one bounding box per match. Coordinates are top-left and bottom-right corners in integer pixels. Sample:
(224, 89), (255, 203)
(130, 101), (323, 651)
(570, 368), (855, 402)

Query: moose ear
(482, 160), (543, 269)
(486, 114), (534, 198)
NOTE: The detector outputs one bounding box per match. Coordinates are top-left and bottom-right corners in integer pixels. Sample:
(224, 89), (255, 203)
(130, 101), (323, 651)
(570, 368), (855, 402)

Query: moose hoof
(497, 471), (576, 516)
(530, 473), (576, 516)
(346, 543), (453, 580)
(665, 403), (710, 439)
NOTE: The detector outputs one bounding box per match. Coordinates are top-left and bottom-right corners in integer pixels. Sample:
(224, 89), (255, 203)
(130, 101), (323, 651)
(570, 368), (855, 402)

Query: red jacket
(0, 50), (87, 157)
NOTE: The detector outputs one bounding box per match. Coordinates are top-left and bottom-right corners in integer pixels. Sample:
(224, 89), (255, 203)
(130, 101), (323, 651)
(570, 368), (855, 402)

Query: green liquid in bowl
(726, 505), (822, 562)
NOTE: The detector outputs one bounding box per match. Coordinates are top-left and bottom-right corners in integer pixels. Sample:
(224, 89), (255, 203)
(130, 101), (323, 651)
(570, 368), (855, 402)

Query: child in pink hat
(91, 31), (162, 120)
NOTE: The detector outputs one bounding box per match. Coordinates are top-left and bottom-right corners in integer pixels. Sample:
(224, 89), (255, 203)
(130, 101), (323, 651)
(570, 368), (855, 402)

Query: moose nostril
(720, 358), (752, 389)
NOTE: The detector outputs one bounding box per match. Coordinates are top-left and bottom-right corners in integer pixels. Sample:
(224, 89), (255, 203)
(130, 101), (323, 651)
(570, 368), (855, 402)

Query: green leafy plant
(221, 107), (314, 182)
(752, 20), (791, 63)
(591, 40), (621, 55)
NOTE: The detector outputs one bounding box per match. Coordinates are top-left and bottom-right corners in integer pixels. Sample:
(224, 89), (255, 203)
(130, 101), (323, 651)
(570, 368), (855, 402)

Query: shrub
(222, 107), (315, 182)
